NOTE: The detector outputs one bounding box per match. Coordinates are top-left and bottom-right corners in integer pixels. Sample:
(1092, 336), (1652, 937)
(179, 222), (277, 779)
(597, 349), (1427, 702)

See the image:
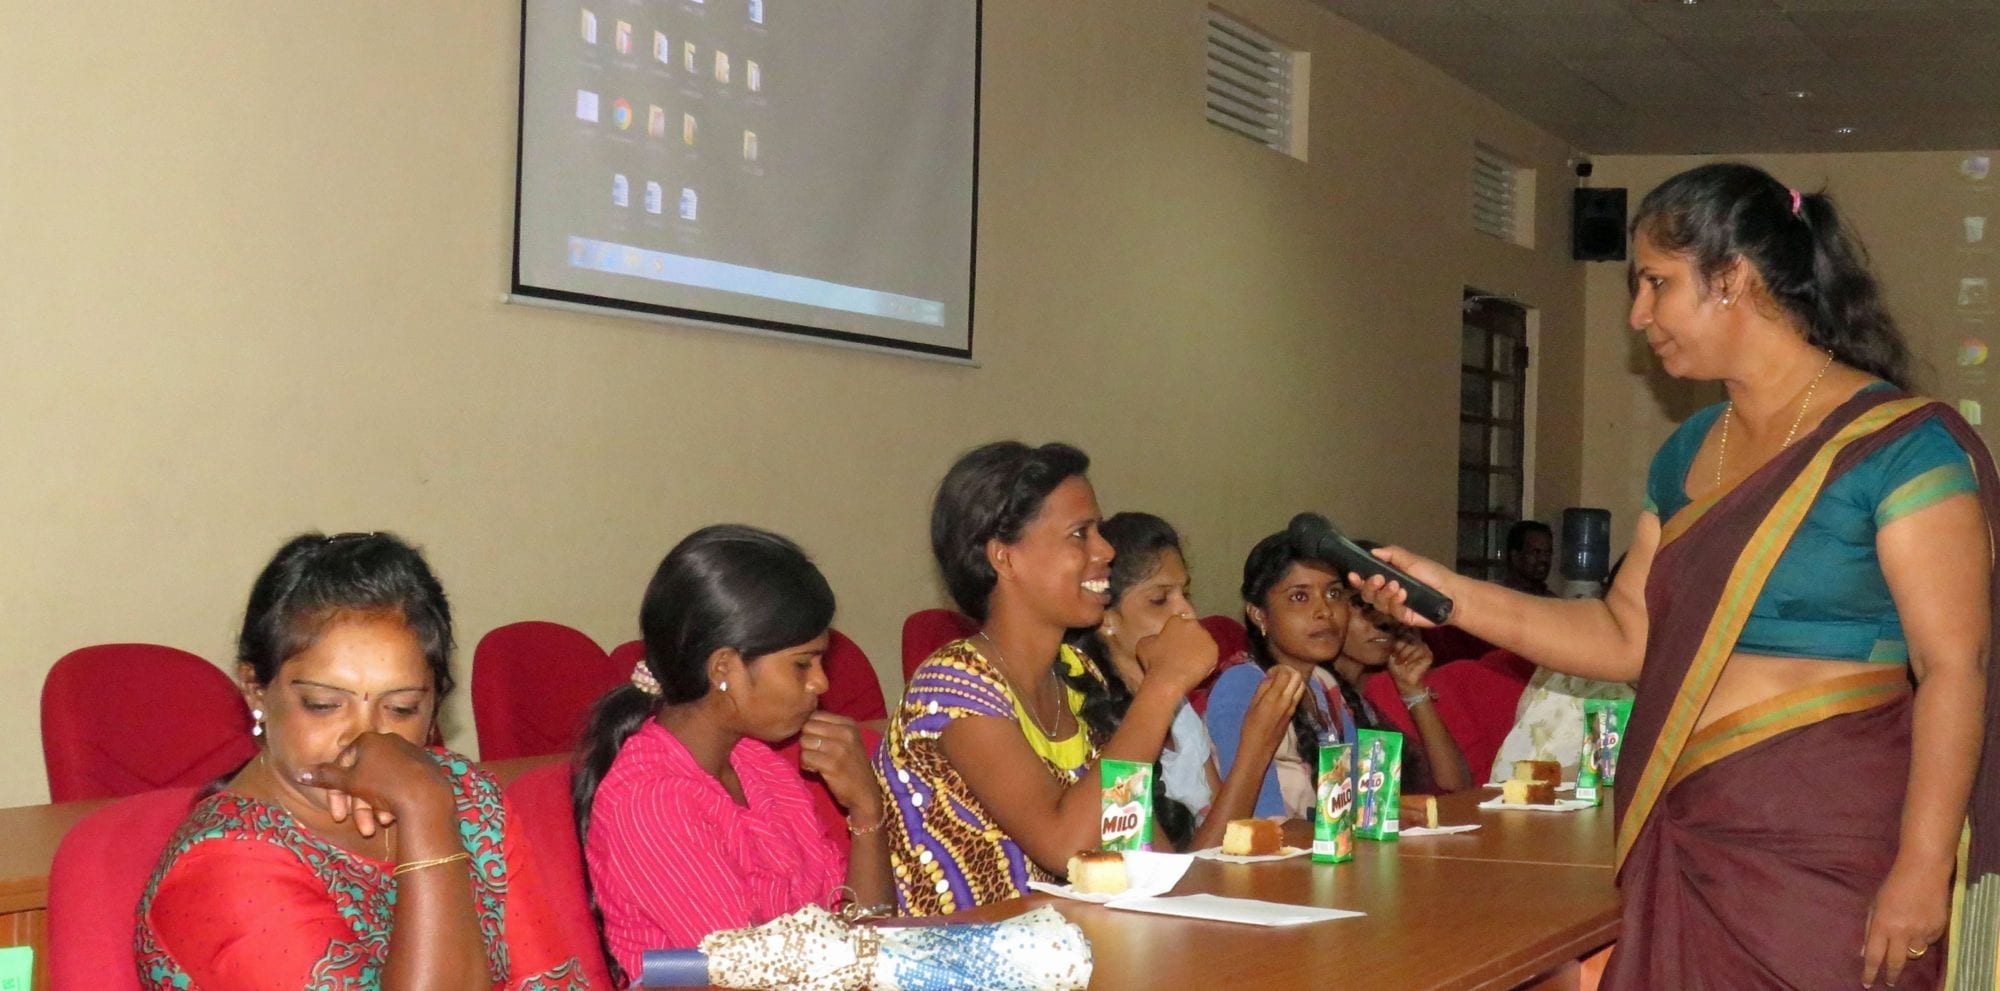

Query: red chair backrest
(1361, 660), (1531, 787)
(821, 629), (888, 723)
(609, 638), (644, 674)
(41, 644), (256, 802)
(502, 762), (616, 989)
(1476, 647), (1539, 683)
(900, 609), (978, 680)
(1420, 626), (1497, 666)
(768, 726), (885, 858)
(49, 786), (198, 991)
(1188, 615), (1252, 717)
(472, 622), (628, 761)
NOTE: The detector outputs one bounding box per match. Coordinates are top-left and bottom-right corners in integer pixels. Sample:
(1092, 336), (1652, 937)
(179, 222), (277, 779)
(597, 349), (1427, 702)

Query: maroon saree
(1605, 389), (2000, 990)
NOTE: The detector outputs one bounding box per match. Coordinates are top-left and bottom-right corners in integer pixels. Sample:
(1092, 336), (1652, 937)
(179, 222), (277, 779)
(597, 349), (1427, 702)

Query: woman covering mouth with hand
(875, 442), (1220, 915)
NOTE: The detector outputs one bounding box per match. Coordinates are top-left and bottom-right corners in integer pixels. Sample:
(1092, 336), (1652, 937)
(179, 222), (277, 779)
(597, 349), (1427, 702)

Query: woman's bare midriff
(1696, 652), (1907, 731)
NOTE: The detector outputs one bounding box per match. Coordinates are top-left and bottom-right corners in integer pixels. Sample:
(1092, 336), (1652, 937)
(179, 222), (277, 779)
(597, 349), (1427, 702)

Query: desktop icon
(684, 41), (697, 72)
(575, 89), (600, 122)
(611, 98), (633, 130)
(1965, 156), (1992, 181)
(679, 187), (698, 220)
(743, 130), (758, 161)
(746, 60), (761, 92)
(615, 20), (632, 54)
(648, 105), (667, 138)
(1961, 337), (1989, 367)
(645, 181), (664, 214)
(1961, 399), (1984, 426)
(749, 0), (764, 24)
(714, 50), (730, 84)
(1964, 277), (1993, 308)
(683, 112), (697, 145)
(612, 173), (630, 207)
(580, 9), (597, 43)
(1969, 216), (1988, 244)
(655, 31), (671, 63)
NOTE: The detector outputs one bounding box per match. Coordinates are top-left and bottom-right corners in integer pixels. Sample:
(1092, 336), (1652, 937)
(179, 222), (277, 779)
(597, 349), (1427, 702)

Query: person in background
(573, 525), (888, 983)
(137, 532), (587, 990)
(1067, 512), (1304, 850)
(1499, 520), (1555, 597)
(1354, 162), (1997, 990)
(876, 442), (1218, 915)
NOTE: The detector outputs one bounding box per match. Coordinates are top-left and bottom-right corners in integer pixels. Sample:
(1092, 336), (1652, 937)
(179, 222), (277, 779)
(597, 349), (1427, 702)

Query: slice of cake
(1511, 760), (1561, 785)
(1221, 818), (1283, 856)
(1501, 779), (1557, 805)
(1399, 794), (1439, 829)
(1066, 851), (1129, 894)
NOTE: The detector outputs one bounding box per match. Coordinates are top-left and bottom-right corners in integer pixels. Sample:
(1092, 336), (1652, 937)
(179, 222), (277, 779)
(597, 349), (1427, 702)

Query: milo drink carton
(1100, 759), (1154, 850)
(1577, 698), (1633, 805)
(1313, 739), (1355, 863)
(1353, 729), (1404, 841)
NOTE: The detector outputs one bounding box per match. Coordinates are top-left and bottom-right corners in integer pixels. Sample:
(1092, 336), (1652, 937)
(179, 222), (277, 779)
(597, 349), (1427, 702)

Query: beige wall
(0, 2), (1586, 807)
(1579, 152), (2000, 556)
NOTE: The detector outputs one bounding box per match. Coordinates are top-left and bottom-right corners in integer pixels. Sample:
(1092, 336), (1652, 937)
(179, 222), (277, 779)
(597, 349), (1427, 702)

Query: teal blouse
(1644, 385), (1977, 662)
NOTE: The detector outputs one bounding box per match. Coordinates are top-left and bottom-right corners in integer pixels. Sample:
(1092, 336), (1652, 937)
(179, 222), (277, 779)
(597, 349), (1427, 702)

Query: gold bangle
(847, 814), (886, 836)
(392, 852), (471, 877)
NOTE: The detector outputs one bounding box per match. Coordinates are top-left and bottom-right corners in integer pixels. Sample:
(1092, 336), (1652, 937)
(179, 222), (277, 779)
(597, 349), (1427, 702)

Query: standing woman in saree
(1354, 162), (1998, 990)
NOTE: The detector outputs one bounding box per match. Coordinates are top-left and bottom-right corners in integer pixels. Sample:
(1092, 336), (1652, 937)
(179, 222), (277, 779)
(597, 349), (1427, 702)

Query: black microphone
(1287, 513), (1455, 626)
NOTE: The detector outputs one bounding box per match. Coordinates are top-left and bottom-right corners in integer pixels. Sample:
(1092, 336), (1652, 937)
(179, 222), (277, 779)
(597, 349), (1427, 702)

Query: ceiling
(1313, 0), (2000, 154)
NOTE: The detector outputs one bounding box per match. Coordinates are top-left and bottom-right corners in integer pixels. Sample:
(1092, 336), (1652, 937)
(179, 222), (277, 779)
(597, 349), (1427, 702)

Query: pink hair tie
(1789, 188), (1803, 216)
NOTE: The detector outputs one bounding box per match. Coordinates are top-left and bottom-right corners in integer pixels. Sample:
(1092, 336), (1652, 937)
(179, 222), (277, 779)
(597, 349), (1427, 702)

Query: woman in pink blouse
(572, 525), (891, 986)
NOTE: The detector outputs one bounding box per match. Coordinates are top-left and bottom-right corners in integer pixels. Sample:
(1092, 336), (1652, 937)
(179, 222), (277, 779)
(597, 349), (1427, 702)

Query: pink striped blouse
(585, 722), (845, 979)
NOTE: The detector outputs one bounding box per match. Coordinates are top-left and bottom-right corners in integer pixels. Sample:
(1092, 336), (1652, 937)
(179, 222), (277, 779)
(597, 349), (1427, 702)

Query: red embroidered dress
(135, 749), (589, 990)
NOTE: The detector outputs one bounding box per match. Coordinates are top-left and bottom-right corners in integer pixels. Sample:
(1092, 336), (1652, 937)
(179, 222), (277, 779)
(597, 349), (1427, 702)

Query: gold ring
(1907, 945), (1928, 959)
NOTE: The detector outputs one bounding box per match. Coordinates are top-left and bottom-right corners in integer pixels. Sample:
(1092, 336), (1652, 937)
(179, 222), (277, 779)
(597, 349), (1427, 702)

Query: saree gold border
(1617, 397), (1929, 868)
(1662, 667), (1907, 792)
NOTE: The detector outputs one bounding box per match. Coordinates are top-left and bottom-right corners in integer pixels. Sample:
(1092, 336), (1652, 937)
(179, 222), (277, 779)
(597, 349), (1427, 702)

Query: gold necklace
(1715, 350), (1835, 487)
(977, 632), (1064, 738)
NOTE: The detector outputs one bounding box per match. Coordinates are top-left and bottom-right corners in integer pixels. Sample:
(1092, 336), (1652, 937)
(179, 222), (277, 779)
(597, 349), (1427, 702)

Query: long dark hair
(570, 524), (835, 987)
(1239, 529), (1372, 763)
(1064, 512), (1196, 848)
(1632, 162), (1912, 390)
(930, 441), (1119, 750)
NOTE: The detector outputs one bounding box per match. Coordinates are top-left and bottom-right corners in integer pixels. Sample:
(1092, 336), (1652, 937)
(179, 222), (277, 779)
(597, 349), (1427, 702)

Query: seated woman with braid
(136, 532), (587, 990)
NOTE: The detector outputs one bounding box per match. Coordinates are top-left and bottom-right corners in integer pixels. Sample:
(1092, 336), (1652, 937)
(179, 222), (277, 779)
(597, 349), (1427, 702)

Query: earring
(718, 680), (729, 693)
(251, 708), (264, 737)
(1720, 295), (1733, 307)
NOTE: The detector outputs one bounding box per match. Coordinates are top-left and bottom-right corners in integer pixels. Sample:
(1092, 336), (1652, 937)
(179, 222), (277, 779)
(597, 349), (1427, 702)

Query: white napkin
(1477, 796), (1595, 813)
(1027, 849), (1195, 904)
(1398, 824), (1482, 837)
(1189, 845), (1311, 863)
(1106, 893), (1363, 926)
(1483, 781), (1577, 793)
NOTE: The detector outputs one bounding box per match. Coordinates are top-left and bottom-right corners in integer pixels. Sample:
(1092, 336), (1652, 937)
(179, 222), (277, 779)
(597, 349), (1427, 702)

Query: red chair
(503, 762), (616, 989)
(472, 622), (629, 761)
(1421, 626), (1496, 666)
(609, 638), (644, 673)
(1362, 658), (1531, 787)
(901, 608), (978, 679)
(769, 726), (885, 858)
(41, 644), (256, 802)
(48, 786), (197, 991)
(1186, 615), (1252, 716)
(821, 629), (888, 723)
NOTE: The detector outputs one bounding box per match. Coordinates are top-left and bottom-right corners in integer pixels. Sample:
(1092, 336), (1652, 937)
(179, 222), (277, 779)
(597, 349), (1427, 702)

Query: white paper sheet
(1398, 824), (1483, 837)
(1476, 796), (1595, 813)
(1106, 893), (1364, 926)
(1026, 850), (1194, 904)
(1188, 845), (1311, 863)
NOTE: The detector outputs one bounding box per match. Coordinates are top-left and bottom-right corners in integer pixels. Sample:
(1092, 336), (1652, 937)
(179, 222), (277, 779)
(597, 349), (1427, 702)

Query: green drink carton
(1353, 729), (1404, 841)
(1100, 758), (1154, 850)
(1313, 739), (1355, 863)
(1577, 697), (1633, 805)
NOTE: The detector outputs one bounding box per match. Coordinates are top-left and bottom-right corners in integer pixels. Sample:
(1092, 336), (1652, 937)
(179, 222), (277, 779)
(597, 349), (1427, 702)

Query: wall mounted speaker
(1573, 187), (1627, 262)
